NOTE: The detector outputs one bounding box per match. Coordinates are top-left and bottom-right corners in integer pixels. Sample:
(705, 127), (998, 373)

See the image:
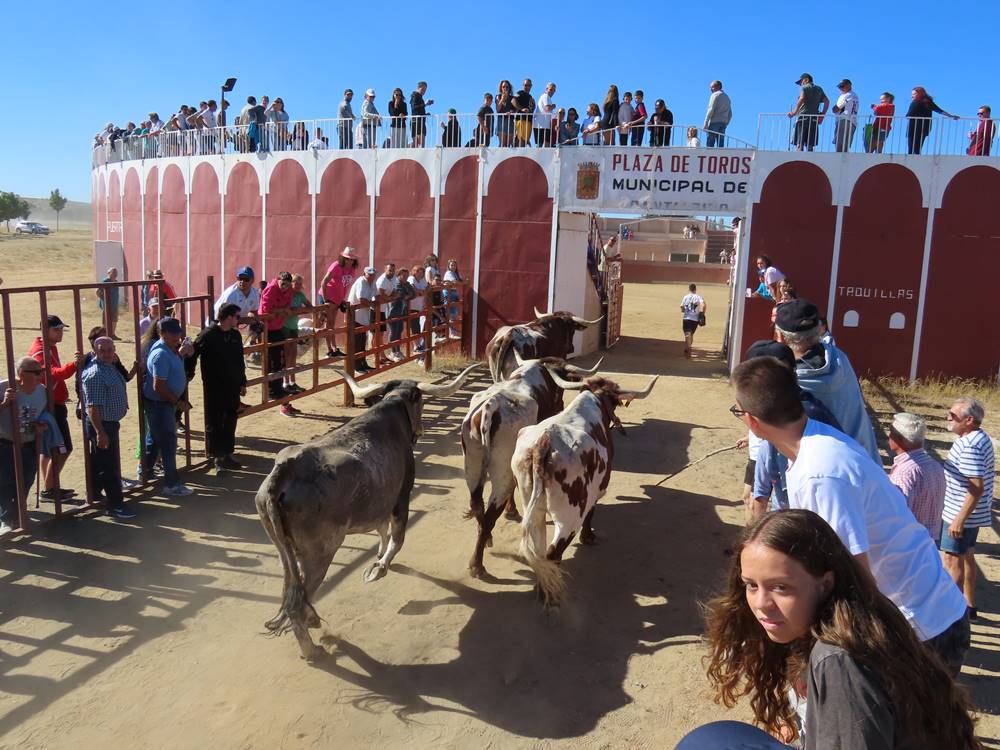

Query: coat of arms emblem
(576, 161), (600, 200)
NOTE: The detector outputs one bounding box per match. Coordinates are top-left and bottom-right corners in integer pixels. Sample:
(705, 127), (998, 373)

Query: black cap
(795, 73), (813, 85)
(775, 299), (821, 333)
(158, 317), (183, 335)
(837, 78), (852, 89)
(745, 339), (796, 370)
(45, 314), (68, 330)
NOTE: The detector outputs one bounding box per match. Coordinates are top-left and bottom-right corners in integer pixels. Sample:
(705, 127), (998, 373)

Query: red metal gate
(604, 259), (623, 348)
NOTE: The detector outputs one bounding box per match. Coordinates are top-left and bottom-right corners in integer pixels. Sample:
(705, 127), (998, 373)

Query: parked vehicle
(14, 221), (50, 235)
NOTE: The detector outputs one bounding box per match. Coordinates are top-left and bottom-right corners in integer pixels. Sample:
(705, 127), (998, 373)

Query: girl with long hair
(682, 510), (981, 749)
(600, 84), (620, 145)
(388, 87), (408, 148)
(906, 86), (959, 155)
(496, 80), (515, 147)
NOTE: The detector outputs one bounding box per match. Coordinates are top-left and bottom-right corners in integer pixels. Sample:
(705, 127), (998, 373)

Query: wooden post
(373, 301), (383, 370)
(178, 302), (191, 468)
(1, 292), (28, 532)
(343, 306), (356, 407)
(423, 287), (433, 373)
(260, 323), (270, 406)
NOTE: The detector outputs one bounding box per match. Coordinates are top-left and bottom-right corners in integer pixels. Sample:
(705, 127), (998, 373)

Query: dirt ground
(0, 231), (997, 748)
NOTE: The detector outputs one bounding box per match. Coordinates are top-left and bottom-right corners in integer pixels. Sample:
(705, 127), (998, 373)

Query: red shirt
(967, 118), (995, 156)
(152, 280), (177, 303)
(872, 102), (895, 132)
(259, 279), (294, 331)
(28, 337), (76, 405)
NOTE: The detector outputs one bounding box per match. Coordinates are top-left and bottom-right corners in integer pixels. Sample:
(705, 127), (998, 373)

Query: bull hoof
(307, 612), (322, 629)
(469, 562), (488, 579)
(363, 562), (388, 583)
(504, 509), (523, 523)
(580, 530), (598, 546)
(485, 533), (494, 549)
(299, 643), (325, 661)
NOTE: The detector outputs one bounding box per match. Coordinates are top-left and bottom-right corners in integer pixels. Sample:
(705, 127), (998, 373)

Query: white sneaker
(164, 484), (195, 497)
(0, 521), (14, 535)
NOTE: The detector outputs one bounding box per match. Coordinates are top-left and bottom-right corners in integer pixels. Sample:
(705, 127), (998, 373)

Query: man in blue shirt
(82, 337), (135, 519)
(141, 318), (194, 496)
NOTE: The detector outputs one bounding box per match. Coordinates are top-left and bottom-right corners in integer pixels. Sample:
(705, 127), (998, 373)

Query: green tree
(0, 192), (31, 232)
(49, 189), (68, 232)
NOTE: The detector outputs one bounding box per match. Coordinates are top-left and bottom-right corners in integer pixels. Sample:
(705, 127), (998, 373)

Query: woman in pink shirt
(318, 246), (358, 357)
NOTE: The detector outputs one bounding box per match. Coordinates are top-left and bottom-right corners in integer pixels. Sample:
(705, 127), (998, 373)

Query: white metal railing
(756, 113), (997, 157)
(92, 111), (999, 167)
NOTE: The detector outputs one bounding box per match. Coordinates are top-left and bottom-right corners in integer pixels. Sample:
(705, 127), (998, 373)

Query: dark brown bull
(484, 308), (603, 382)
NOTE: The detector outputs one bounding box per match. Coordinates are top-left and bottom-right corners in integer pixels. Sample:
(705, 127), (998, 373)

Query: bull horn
(546, 369), (588, 391)
(619, 376), (659, 402)
(533, 306), (548, 319)
(562, 356), (605, 376)
(571, 315), (604, 327)
(335, 369), (387, 402)
(417, 363), (482, 397)
(513, 349), (526, 367)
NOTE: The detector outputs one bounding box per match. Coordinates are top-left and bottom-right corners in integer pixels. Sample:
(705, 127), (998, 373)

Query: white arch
(842, 309), (859, 327)
(889, 312), (906, 330)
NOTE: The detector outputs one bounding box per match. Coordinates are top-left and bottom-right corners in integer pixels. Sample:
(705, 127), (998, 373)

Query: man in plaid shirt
(81, 337), (135, 520)
(888, 412), (945, 540)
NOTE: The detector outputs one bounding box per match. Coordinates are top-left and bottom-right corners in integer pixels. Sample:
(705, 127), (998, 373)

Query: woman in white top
(680, 282), (705, 357)
(686, 126), (701, 147)
(443, 259), (463, 338)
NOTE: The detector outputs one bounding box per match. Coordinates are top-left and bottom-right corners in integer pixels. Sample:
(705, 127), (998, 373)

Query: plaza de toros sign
(559, 148), (754, 214)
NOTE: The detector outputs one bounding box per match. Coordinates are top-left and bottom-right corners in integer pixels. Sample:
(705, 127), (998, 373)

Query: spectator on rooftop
(631, 90), (648, 146)
(388, 88), (408, 148)
(867, 91), (895, 153)
(441, 109), (462, 147)
(361, 89), (381, 149)
(307, 128), (329, 150)
(289, 121), (309, 150)
(906, 86), (959, 155)
(410, 82), (433, 147)
(967, 105), (995, 156)
(788, 72), (829, 152)
(704, 80), (732, 148)
(471, 92), (494, 147)
(534, 82), (557, 147)
(831, 79), (860, 153)
(338, 88), (355, 149)
(618, 91), (640, 146)
(513, 78), (535, 146)
(581, 103), (602, 145)
(268, 97), (290, 151)
(687, 126), (701, 147)
(495, 80), (516, 147)
(600, 84), (620, 145)
(648, 99), (673, 146)
(559, 107), (581, 145)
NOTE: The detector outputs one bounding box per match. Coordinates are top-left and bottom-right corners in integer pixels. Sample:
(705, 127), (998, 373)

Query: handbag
(697, 312), (706, 327)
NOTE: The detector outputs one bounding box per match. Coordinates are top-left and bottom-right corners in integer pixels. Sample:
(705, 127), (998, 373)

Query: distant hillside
(23, 197), (91, 228)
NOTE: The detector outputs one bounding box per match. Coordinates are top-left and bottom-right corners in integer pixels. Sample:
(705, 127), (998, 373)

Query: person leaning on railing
(905, 86), (959, 155)
(559, 108), (581, 145)
(0, 358), (51, 534)
(967, 105), (995, 157)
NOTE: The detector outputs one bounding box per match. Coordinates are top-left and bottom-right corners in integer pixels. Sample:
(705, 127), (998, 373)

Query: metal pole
(72, 289), (95, 505)
(36, 290), (61, 516)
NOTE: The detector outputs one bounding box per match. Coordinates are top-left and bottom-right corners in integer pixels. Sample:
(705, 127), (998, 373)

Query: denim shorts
(939, 525), (980, 555)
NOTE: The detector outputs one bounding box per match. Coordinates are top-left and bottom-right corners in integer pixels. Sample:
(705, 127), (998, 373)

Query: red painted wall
(223, 162), (263, 286)
(835, 164), (925, 376)
(439, 156), (479, 351)
(159, 165), (187, 296)
(97, 175), (108, 243)
(478, 157), (552, 353)
(265, 160), (312, 289)
(374, 159), (434, 272)
(190, 163), (221, 302)
(143, 167), (158, 273)
(315, 159), (369, 294)
(919, 166), (1000, 379)
(122, 169), (143, 281)
(107, 172), (122, 246)
(742, 161), (836, 358)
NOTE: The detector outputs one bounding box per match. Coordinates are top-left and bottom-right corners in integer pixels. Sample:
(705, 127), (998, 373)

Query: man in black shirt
(513, 79), (535, 146)
(186, 304), (247, 473)
(410, 81), (434, 147)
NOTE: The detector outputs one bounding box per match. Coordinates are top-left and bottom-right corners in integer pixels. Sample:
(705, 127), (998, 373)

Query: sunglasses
(730, 404), (749, 419)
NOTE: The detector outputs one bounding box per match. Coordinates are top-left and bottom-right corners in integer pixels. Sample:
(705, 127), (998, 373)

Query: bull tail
(490, 332), (515, 383)
(518, 441), (566, 606)
(462, 400), (495, 522)
(259, 460), (320, 636)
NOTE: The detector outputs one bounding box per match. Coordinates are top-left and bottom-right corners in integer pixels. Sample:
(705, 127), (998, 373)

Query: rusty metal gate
(604, 259), (623, 348)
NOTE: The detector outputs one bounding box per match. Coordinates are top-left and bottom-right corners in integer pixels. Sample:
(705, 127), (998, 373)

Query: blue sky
(1, 0), (989, 202)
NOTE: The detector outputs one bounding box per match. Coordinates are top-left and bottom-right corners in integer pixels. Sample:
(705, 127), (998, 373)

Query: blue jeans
(675, 721), (790, 749)
(87, 420), (125, 511)
(706, 122), (728, 148)
(143, 400), (179, 487)
(0, 438), (38, 527)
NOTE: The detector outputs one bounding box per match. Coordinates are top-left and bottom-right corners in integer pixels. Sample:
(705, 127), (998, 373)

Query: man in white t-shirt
(941, 397), (994, 620)
(731, 356), (970, 676)
(533, 82), (557, 147)
(831, 78), (860, 153)
(347, 266), (379, 372)
(214, 266), (261, 320)
(679, 283), (705, 358)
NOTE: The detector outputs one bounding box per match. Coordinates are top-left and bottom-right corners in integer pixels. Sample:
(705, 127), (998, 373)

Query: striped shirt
(889, 448), (946, 540)
(942, 429), (995, 528)
(81, 360), (130, 423)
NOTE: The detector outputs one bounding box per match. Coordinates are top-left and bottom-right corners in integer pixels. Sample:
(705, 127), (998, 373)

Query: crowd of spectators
(94, 74), (997, 158)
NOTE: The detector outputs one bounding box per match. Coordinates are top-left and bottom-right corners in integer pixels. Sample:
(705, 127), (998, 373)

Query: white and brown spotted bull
(511, 372), (657, 607)
(255, 364), (479, 659)
(461, 355), (603, 578)
(484, 307), (603, 382)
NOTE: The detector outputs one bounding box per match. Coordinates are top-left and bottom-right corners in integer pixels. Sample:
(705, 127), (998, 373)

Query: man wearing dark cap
(186, 303), (246, 473)
(141, 318), (194, 496)
(28, 315), (86, 501)
(773, 298), (879, 462)
(742, 339), (840, 519)
(831, 78), (860, 152)
(214, 266), (261, 320)
(788, 73), (829, 151)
